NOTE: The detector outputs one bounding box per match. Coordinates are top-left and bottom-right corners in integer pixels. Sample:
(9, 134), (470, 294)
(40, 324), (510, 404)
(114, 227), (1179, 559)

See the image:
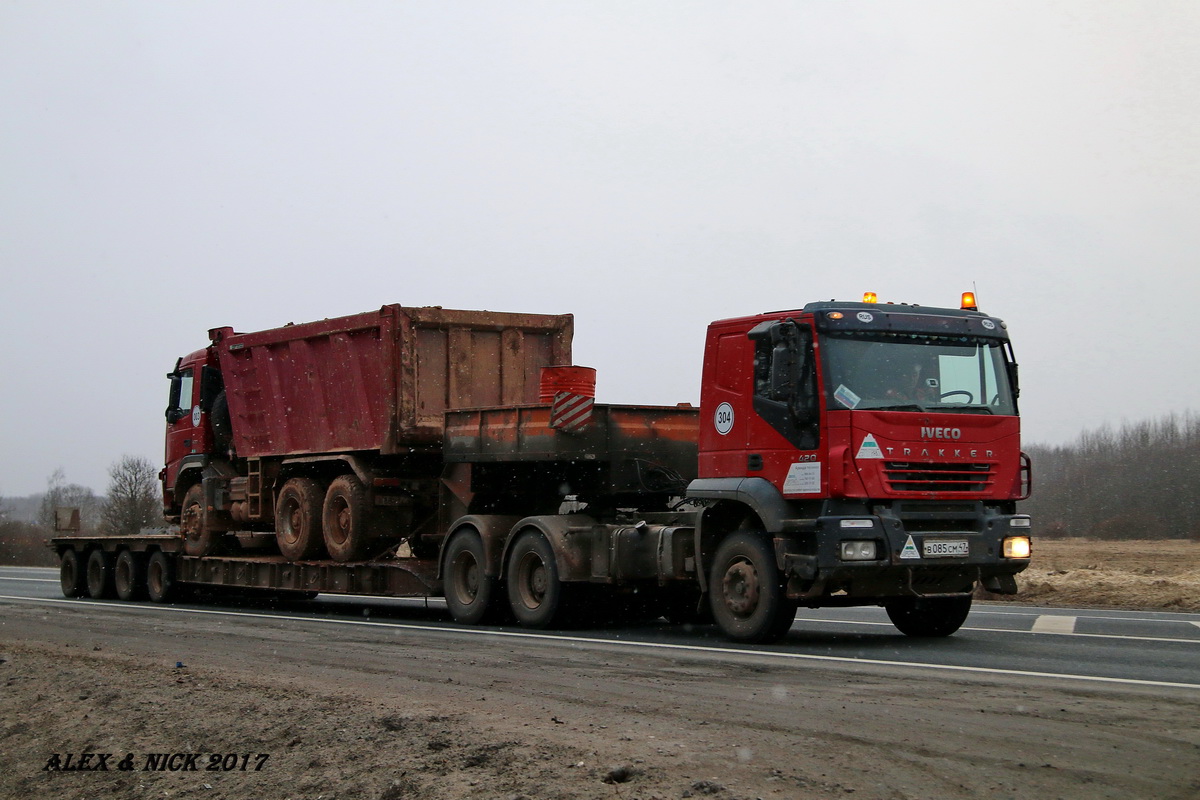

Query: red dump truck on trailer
(53, 295), (1032, 642)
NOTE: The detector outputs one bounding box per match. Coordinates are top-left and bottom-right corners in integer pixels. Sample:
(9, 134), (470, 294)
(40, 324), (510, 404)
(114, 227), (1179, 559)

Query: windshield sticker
(856, 433), (884, 459)
(783, 461), (821, 494)
(834, 384), (861, 409)
(900, 535), (921, 559)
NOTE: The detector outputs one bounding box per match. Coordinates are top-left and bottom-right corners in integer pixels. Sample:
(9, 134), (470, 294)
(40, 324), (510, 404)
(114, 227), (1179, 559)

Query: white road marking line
(976, 607), (1200, 624)
(795, 616), (1195, 644)
(2, 595), (1198, 691)
(0, 577), (59, 583)
(1032, 615), (1078, 634)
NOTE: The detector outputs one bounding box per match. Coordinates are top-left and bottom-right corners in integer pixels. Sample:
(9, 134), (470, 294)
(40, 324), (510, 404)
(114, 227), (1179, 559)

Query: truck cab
(690, 294), (1031, 638)
(162, 347), (222, 521)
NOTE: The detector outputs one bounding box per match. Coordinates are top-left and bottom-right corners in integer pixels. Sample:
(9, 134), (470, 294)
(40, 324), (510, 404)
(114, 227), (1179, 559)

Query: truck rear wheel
(443, 528), (503, 625)
(115, 549), (148, 601)
(86, 549), (116, 599)
(146, 551), (176, 603)
(709, 532), (796, 643)
(506, 530), (568, 629)
(182, 484), (221, 557)
(59, 549), (87, 598)
(276, 477), (325, 561)
(322, 475), (370, 562)
(885, 595), (972, 637)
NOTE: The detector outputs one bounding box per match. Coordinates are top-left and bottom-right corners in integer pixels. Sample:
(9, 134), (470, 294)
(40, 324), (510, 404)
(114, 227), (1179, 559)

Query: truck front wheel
(443, 528), (503, 625)
(709, 532), (796, 644)
(182, 485), (220, 557)
(276, 478), (325, 561)
(885, 595), (973, 637)
(506, 531), (567, 629)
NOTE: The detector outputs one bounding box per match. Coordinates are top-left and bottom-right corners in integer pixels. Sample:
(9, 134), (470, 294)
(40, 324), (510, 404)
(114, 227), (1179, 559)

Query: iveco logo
(921, 426), (962, 440)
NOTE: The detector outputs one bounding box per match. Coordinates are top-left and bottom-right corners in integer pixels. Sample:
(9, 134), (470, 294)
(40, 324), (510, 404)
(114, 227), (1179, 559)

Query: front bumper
(778, 506), (1031, 603)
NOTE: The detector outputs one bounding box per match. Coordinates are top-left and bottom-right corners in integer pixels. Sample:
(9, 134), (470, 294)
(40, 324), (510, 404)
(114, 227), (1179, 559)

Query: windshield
(820, 332), (1017, 415)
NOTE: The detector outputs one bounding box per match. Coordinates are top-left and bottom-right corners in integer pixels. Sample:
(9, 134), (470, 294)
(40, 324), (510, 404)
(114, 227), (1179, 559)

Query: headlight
(839, 519), (874, 529)
(840, 540), (877, 561)
(1003, 536), (1031, 559)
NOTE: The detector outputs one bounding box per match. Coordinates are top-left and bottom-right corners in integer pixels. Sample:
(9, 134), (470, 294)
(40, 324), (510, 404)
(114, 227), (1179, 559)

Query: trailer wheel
(709, 533), (796, 643)
(276, 477), (325, 561)
(182, 484), (220, 557)
(146, 551), (176, 603)
(59, 549), (87, 598)
(506, 531), (567, 629)
(885, 595), (972, 637)
(85, 549), (116, 599)
(443, 528), (503, 625)
(114, 549), (148, 601)
(322, 474), (370, 562)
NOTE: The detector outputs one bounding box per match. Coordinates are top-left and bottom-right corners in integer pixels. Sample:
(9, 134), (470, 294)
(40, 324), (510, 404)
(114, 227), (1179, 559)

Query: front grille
(884, 462), (994, 493)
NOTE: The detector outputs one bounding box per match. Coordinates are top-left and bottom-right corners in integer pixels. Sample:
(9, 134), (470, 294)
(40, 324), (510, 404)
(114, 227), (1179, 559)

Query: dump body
(211, 305), (573, 457)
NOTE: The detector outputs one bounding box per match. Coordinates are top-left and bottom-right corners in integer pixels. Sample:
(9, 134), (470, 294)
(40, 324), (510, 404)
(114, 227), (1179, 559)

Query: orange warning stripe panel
(550, 392), (594, 433)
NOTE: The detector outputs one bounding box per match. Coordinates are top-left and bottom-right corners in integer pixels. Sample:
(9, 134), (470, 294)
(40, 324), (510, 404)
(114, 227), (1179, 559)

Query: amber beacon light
(961, 291), (978, 310)
(862, 291), (878, 304)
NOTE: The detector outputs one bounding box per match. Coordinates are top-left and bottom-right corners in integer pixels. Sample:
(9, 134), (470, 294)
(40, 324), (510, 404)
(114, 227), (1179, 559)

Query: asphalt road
(3, 565), (1197, 690)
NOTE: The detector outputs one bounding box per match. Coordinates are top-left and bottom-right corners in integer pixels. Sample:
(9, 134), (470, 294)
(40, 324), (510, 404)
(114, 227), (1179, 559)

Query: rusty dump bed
(444, 404), (700, 495)
(212, 305), (573, 458)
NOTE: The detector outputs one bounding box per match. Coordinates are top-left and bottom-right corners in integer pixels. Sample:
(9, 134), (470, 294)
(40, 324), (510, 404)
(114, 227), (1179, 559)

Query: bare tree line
(1023, 411), (1200, 539)
(1, 455), (160, 566)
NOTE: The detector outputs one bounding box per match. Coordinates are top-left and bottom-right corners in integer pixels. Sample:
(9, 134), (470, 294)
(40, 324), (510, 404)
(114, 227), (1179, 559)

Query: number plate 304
(923, 539), (969, 557)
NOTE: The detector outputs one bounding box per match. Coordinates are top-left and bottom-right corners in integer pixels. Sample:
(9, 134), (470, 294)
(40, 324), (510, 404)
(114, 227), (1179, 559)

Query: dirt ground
(993, 538), (1200, 611)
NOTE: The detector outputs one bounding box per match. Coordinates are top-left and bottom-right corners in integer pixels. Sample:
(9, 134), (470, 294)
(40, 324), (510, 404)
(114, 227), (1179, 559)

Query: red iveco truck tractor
(53, 294), (1032, 643)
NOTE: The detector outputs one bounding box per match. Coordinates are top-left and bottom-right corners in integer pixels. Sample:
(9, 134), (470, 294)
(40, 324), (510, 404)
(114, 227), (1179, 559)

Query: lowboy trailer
(53, 294), (1032, 642)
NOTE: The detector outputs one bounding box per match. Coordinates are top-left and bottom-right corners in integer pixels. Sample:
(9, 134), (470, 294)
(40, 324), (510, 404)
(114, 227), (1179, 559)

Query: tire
(114, 549), (147, 601)
(59, 549), (87, 598)
(505, 531), (568, 629)
(146, 551), (176, 603)
(182, 484), (220, 557)
(443, 528), (503, 625)
(708, 532), (797, 644)
(275, 477), (325, 561)
(322, 474), (370, 562)
(86, 549), (116, 599)
(885, 595), (973, 637)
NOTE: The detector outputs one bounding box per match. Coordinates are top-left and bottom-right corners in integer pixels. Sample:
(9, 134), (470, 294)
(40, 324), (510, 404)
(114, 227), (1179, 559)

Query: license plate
(923, 539), (969, 557)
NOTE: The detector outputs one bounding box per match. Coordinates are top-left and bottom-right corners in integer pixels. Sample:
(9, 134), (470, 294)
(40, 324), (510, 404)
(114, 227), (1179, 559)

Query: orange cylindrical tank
(539, 366), (596, 402)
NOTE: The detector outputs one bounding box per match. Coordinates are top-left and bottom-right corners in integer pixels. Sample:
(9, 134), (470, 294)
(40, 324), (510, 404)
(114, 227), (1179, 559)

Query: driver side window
(167, 368), (194, 423)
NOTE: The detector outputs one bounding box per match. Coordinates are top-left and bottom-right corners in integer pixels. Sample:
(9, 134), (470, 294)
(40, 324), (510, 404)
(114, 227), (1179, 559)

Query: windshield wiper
(865, 403), (926, 412)
(937, 405), (995, 415)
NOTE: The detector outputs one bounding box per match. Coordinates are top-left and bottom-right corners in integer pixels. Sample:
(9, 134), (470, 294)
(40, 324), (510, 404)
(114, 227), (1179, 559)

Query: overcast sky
(2, 1), (1198, 497)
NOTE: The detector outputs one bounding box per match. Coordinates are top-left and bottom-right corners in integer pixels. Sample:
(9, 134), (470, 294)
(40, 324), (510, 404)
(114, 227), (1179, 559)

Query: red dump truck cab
(691, 297), (1030, 619)
(162, 347), (221, 511)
